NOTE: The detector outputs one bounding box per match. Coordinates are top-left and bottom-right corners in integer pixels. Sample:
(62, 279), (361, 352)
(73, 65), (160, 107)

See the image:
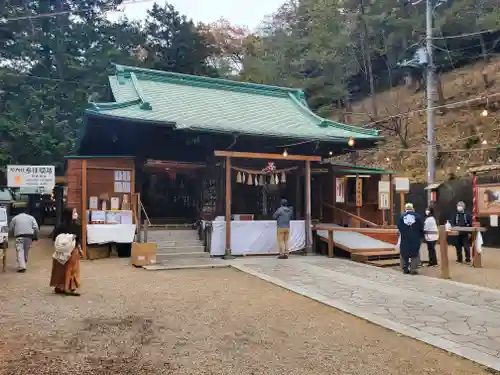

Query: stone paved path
(232, 256), (500, 371)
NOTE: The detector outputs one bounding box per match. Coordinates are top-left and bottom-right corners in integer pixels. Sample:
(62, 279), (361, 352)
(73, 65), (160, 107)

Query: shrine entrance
(141, 159), (205, 224)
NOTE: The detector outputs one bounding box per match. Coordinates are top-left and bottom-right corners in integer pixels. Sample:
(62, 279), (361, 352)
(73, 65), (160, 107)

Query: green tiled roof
(86, 64), (381, 142)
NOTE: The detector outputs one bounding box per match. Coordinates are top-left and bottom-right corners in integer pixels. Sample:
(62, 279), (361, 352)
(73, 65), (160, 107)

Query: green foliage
(0, 1), (218, 171)
(239, 0), (500, 112)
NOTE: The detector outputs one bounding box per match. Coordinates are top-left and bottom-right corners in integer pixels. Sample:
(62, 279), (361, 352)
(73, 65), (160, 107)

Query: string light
(385, 157), (390, 162)
(347, 137), (355, 147)
(282, 149), (288, 157)
(482, 139), (488, 145)
(329, 151), (333, 156)
(481, 109), (489, 117)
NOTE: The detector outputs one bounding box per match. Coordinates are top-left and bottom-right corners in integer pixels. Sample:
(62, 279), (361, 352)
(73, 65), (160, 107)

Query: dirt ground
(416, 243), (500, 290)
(0, 237), (495, 375)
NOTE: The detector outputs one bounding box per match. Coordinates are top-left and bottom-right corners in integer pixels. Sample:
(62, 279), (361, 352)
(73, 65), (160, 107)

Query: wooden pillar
(295, 171), (302, 219)
(224, 156), (234, 259)
(389, 174), (394, 225)
(304, 160), (312, 253)
(439, 225), (450, 279)
(471, 172), (482, 267)
(327, 230), (334, 258)
(319, 174), (323, 221)
(81, 160), (88, 258)
(399, 192), (405, 214)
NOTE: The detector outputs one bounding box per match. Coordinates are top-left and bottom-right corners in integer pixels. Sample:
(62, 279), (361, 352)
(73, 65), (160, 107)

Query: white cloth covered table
(210, 220), (305, 256)
(87, 224), (136, 244)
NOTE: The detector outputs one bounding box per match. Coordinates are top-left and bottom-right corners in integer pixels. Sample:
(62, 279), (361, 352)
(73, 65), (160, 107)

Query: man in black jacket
(451, 201), (473, 264)
(397, 203), (424, 275)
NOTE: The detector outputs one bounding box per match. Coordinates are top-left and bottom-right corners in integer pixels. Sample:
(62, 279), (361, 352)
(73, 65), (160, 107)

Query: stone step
(156, 251), (210, 260)
(157, 245), (205, 254)
(147, 234), (200, 241)
(152, 242), (203, 247)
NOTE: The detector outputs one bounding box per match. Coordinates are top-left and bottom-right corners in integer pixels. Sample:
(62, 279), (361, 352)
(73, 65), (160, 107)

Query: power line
(431, 28), (500, 40)
(1, 0), (154, 22)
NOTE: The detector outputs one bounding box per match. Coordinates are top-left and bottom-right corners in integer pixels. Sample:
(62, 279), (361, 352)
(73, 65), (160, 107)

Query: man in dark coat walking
(397, 203), (424, 275)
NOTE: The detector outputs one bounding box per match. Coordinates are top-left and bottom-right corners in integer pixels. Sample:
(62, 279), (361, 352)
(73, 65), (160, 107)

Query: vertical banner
(335, 177), (345, 203)
(356, 176), (363, 207)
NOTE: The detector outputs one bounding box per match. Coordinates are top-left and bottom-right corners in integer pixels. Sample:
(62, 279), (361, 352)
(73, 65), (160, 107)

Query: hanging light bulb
(283, 149), (288, 157)
(482, 139), (488, 145)
(489, 158), (493, 163)
(348, 137), (355, 147)
(385, 157), (390, 162)
(481, 109), (488, 117)
(329, 151), (333, 156)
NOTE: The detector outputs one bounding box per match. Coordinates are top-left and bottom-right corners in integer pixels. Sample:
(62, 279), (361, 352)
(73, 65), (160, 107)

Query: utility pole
(426, 0), (435, 202)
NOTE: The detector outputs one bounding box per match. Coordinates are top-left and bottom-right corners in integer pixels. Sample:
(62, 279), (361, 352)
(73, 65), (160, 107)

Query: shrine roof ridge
(85, 64), (382, 142)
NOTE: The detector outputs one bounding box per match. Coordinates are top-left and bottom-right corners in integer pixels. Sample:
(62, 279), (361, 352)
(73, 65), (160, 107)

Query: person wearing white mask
(423, 206), (438, 266)
(450, 201), (472, 263)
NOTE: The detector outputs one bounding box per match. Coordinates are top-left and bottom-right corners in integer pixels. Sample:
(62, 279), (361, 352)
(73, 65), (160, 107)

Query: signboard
(379, 192), (390, 210)
(7, 165), (55, 192)
(355, 177), (363, 207)
(378, 181), (390, 194)
(335, 177), (345, 203)
(477, 183), (500, 216)
(394, 177), (410, 192)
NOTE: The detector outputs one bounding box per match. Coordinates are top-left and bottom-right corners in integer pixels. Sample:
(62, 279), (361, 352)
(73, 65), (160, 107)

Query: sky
(107, 0), (285, 29)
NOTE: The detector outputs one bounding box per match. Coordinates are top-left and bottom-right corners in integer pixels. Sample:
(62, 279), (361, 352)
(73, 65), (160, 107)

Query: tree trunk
(359, 0), (377, 117)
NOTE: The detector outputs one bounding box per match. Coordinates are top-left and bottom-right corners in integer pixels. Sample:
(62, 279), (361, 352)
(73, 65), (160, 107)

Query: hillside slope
(334, 59), (500, 182)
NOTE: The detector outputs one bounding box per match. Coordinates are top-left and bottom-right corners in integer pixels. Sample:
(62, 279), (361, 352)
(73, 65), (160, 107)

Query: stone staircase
(146, 228), (209, 264)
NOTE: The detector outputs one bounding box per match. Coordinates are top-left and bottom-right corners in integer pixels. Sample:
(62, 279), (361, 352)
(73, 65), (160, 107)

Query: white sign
(7, 165), (55, 191)
(378, 181), (390, 194)
(491, 215), (498, 227)
(379, 192), (390, 210)
(394, 177), (410, 192)
(335, 177), (345, 203)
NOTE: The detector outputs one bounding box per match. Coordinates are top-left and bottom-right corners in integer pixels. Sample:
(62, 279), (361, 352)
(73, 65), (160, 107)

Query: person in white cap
(450, 201), (472, 263)
(397, 202), (424, 274)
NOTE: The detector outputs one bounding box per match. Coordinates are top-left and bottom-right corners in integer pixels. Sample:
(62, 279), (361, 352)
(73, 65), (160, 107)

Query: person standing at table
(397, 203), (424, 275)
(424, 206), (439, 266)
(273, 198), (293, 259)
(450, 201), (472, 264)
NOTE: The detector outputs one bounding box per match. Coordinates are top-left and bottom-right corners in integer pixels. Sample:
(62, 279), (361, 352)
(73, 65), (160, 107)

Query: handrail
(139, 200), (152, 226)
(312, 225), (397, 234)
(322, 202), (379, 228)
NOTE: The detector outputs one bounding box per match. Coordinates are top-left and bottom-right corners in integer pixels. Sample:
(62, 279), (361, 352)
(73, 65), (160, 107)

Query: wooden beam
(224, 156), (234, 259)
(214, 150), (321, 162)
(81, 159), (87, 258)
(304, 160), (312, 252)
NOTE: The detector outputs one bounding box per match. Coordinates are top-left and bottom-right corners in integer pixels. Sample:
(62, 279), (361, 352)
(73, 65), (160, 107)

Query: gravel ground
(414, 244), (500, 290)
(0, 237), (494, 375)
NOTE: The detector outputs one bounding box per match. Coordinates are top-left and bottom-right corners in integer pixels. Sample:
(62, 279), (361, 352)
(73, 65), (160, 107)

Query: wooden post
(224, 156), (234, 259)
(327, 230), (334, 258)
(399, 192), (405, 214)
(295, 171), (301, 219)
(471, 172), (482, 268)
(137, 192), (142, 243)
(81, 160), (87, 258)
(319, 174), (323, 221)
(389, 174), (394, 225)
(439, 225), (450, 279)
(305, 160), (312, 253)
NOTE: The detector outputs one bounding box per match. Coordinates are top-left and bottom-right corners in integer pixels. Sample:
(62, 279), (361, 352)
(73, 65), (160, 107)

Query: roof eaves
(287, 93), (380, 138)
(87, 99), (141, 111)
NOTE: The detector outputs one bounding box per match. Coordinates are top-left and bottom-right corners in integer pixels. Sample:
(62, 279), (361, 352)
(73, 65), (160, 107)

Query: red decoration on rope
(262, 161), (276, 174)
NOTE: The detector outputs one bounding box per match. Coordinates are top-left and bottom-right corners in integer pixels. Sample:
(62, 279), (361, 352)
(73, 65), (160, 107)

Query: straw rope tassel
(236, 171), (242, 183)
(254, 175), (258, 186)
(270, 174), (275, 184)
(247, 173), (253, 185)
(280, 171), (286, 183)
(259, 175), (264, 185)
(275, 174), (279, 184)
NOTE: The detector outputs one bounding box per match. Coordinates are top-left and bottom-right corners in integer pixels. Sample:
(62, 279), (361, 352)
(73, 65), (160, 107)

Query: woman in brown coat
(50, 208), (82, 296)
